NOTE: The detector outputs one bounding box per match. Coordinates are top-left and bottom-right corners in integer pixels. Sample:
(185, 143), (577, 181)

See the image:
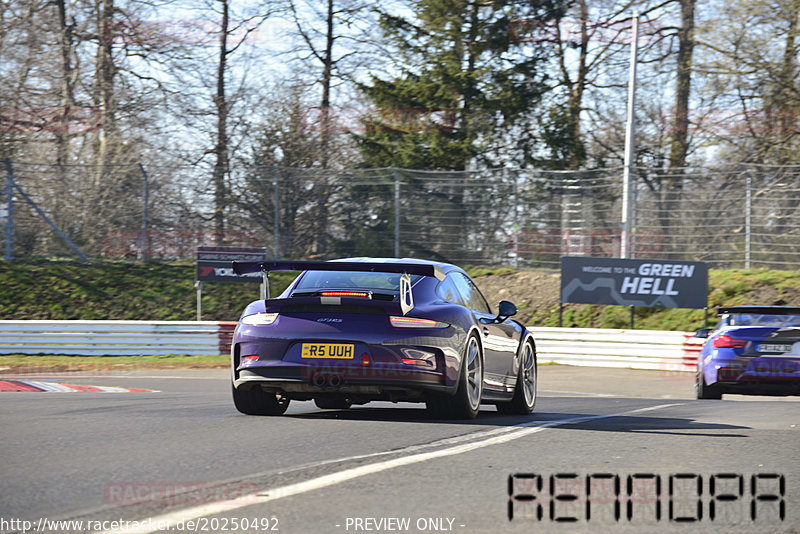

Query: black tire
(314, 397), (352, 410)
(232, 382), (290, 415)
(497, 340), (536, 415)
(427, 333), (483, 419)
(695, 371), (723, 400)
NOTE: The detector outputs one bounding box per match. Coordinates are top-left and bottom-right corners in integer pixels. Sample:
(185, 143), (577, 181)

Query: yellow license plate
(301, 343), (355, 359)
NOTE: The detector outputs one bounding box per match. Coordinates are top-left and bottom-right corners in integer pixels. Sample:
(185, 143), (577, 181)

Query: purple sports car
(229, 258), (537, 419)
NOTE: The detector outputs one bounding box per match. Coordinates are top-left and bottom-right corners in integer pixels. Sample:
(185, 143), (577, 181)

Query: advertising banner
(196, 246), (266, 283)
(560, 256), (708, 309)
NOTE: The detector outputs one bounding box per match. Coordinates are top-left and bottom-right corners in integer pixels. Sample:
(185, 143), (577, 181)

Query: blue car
(695, 306), (800, 399)
(229, 258), (537, 419)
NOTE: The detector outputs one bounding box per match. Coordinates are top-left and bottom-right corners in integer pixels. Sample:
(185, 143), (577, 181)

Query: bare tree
(665, 0), (695, 173)
(698, 0), (799, 164)
(206, 0), (272, 245)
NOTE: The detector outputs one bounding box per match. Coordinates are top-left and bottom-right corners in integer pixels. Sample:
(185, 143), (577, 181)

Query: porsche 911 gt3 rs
(229, 258), (537, 419)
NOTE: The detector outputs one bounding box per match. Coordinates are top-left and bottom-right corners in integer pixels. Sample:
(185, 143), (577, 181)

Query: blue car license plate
(758, 343), (793, 353)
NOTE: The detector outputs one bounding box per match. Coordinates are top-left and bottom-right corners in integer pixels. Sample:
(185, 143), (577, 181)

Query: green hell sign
(560, 256), (708, 309)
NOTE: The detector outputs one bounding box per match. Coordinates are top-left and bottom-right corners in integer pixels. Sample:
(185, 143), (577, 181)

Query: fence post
(138, 163), (149, 262)
(631, 168), (637, 259)
(745, 167), (752, 269)
(3, 159), (12, 261)
(511, 168), (519, 270)
(195, 281), (202, 321)
(272, 164), (280, 260)
(392, 167), (400, 258)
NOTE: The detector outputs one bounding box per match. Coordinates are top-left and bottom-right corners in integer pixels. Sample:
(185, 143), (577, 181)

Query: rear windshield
(727, 313), (800, 327)
(295, 271), (421, 292)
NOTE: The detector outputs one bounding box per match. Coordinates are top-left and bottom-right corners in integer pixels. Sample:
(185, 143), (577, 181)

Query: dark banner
(560, 256), (708, 309)
(196, 247), (266, 283)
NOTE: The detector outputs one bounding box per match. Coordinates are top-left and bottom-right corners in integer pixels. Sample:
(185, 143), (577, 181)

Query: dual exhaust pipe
(312, 373), (344, 389)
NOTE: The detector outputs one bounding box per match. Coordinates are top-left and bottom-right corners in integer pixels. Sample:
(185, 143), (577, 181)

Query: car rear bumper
(234, 364), (453, 402)
(707, 355), (800, 384)
(712, 357), (800, 395)
(714, 379), (800, 396)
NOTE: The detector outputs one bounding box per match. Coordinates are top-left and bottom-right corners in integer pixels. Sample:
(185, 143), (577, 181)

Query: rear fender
(450, 326), (484, 391)
(515, 330), (537, 373)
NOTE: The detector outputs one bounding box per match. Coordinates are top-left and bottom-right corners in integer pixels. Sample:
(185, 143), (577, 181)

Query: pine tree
(356, 0), (563, 170)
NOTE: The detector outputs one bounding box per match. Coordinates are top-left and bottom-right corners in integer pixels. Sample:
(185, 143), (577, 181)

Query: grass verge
(0, 354), (229, 373)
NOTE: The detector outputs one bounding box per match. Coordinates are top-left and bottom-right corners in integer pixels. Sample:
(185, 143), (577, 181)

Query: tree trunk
(772, 0), (799, 232)
(54, 0), (76, 168)
(663, 0), (695, 252)
(777, 0), (799, 165)
(314, 0), (335, 256)
(95, 0), (117, 173)
(667, 0), (695, 173)
(566, 0), (589, 170)
(213, 0), (230, 246)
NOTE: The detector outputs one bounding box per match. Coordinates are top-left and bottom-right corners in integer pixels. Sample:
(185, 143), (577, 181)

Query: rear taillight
(389, 316), (449, 328)
(240, 312), (278, 326)
(713, 334), (747, 349)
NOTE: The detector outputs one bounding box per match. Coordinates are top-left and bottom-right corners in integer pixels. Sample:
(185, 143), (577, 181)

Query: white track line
(101, 403), (683, 534)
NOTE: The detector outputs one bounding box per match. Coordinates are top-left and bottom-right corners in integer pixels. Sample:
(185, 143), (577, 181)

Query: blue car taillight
(712, 334), (747, 349)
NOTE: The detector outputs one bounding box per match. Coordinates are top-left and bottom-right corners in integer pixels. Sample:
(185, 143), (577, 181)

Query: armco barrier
(531, 327), (702, 371)
(0, 321), (703, 370)
(0, 321), (236, 356)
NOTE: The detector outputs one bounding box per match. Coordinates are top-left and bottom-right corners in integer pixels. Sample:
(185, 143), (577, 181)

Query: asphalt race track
(1, 366), (798, 534)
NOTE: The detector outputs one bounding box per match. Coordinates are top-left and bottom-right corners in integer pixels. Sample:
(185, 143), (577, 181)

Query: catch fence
(2, 160), (800, 269)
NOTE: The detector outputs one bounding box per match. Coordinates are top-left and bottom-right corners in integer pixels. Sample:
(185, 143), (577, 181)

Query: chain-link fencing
(3, 160), (800, 269)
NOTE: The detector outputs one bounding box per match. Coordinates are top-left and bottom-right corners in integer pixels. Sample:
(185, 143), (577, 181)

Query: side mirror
(694, 328), (711, 338)
(497, 300), (518, 320)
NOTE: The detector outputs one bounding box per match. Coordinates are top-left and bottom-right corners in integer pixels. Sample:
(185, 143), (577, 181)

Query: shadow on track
(282, 404), (750, 437)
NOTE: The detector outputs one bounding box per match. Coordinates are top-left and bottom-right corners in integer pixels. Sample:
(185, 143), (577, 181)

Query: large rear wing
(231, 260), (446, 315)
(231, 260), (446, 281)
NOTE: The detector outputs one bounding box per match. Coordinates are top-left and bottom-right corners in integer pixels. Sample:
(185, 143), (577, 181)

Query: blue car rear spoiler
(231, 260), (446, 281)
(719, 306), (800, 315)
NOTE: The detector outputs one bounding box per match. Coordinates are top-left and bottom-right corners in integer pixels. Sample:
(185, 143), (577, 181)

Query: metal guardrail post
(195, 281), (202, 321)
